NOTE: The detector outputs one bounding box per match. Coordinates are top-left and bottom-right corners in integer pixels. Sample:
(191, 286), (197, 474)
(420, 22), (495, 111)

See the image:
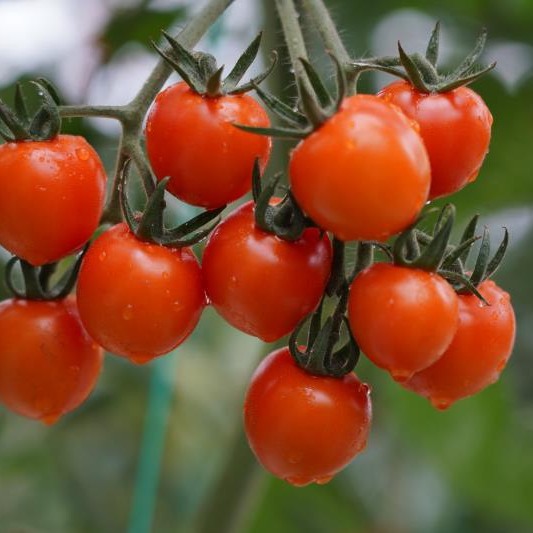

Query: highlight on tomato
(0, 135), (106, 265)
(76, 223), (206, 364)
(202, 200), (332, 342)
(0, 297), (103, 425)
(244, 347), (372, 487)
(403, 279), (516, 409)
(289, 94), (430, 242)
(348, 263), (459, 382)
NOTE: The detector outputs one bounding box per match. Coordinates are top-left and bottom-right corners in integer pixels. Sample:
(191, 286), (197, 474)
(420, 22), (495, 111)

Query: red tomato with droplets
(348, 263), (459, 381)
(0, 135), (106, 265)
(76, 223), (205, 364)
(145, 82), (271, 209)
(289, 94), (430, 242)
(0, 297), (103, 424)
(202, 201), (332, 342)
(404, 279), (515, 409)
(244, 347), (372, 486)
(378, 81), (493, 199)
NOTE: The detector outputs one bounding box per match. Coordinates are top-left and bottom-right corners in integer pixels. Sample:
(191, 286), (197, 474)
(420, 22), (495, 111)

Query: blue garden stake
(127, 351), (178, 533)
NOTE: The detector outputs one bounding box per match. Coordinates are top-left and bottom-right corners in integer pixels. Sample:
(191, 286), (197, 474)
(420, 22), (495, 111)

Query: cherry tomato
(348, 263), (459, 381)
(76, 223), (205, 364)
(0, 297), (103, 424)
(0, 135), (106, 265)
(403, 279), (515, 409)
(244, 347), (371, 486)
(378, 81), (493, 199)
(202, 201), (332, 342)
(145, 82), (271, 209)
(289, 94), (430, 242)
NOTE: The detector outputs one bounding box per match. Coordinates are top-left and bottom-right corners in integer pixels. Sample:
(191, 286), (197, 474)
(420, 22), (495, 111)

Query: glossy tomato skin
(0, 297), (103, 424)
(404, 280), (515, 409)
(202, 201), (332, 342)
(348, 263), (459, 381)
(76, 223), (205, 364)
(145, 82), (271, 209)
(378, 81), (493, 199)
(0, 135), (106, 265)
(289, 94), (430, 242)
(244, 347), (371, 486)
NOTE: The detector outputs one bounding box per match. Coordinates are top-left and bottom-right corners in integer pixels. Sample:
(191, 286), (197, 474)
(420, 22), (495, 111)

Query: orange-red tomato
(289, 94), (430, 242)
(145, 82), (271, 209)
(76, 223), (205, 364)
(202, 201), (332, 342)
(244, 347), (372, 486)
(0, 135), (106, 265)
(378, 81), (493, 199)
(348, 263), (459, 381)
(0, 297), (103, 424)
(404, 279), (515, 409)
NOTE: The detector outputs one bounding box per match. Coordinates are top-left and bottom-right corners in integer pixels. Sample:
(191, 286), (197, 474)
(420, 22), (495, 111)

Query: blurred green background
(0, 0), (532, 532)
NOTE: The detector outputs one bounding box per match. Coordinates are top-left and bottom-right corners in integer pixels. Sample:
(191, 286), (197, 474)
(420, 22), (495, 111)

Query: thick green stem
(59, 105), (124, 120)
(300, 0), (358, 94)
(274, 0), (314, 102)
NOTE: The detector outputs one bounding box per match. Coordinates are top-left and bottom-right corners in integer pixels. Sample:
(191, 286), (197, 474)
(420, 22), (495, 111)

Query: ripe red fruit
(378, 81), (493, 199)
(0, 297), (103, 424)
(348, 263), (459, 381)
(244, 347), (372, 486)
(403, 279), (515, 409)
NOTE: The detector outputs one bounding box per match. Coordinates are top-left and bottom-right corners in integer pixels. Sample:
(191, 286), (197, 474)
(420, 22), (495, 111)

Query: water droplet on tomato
(391, 368), (412, 382)
(41, 413), (60, 425)
(76, 148), (90, 161)
(496, 359), (507, 372)
(431, 397), (451, 410)
(286, 476), (309, 487)
(99, 251), (107, 261)
(162, 271), (169, 279)
(315, 475), (333, 485)
(287, 453), (302, 464)
(122, 304), (134, 320)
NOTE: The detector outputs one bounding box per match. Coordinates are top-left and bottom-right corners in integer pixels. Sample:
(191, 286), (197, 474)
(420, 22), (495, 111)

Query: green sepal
(4, 247), (87, 301)
(458, 214), (479, 264)
(253, 161), (310, 241)
(155, 30), (274, 97)
(299, 58), (334, 109)
(288, 292), (359, 378)
(0, 79), (61, 141)
(233, 123), (310, 139)
(425, 21), (441, 66)
(469, 226), (490, 287)
(439, 268), (488, 305)
(119, 160), (223, 247)
(252, 84), (308, 128)
(485, 228), (509, 279)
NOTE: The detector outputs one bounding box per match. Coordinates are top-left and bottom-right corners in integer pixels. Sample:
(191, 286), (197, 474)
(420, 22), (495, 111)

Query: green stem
(127, 353), (178, 533)
(300, 0), (358, 93)
(59, 105), (124, 120)
(274, 0), (314, 101)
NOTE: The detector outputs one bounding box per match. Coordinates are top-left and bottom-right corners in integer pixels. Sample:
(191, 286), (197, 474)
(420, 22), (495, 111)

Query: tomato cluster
(0, 20), (515, 492)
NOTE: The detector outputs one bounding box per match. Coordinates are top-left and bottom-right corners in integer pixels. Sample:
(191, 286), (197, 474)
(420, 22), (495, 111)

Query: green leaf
(223, 32), (262, 93)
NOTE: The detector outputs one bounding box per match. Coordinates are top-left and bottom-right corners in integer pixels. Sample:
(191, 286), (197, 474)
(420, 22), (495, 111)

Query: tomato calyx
(350, 22), (495, 93)
(153, 31), (276, 98)
(5, 247), (86, 301)
(252, 160), (311, 241)
(0, 79), (61, 142)
(235, 54), (347, 139)
(392, 204), (509, 303)
(289, 242), (372, 378)
(119, 160), (223, 247)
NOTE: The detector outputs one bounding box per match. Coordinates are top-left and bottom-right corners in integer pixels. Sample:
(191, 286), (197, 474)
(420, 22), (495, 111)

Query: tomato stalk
(59, 0), (235, 225)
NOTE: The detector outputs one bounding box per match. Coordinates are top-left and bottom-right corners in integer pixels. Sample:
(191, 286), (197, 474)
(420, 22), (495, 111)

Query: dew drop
(99, 251), (107, 261)
(287, 452), (302, 465)
(286, 476), (309, 487)
(122, 304), (134, 320)
(76, 148), (90, 161)
(431, 397), (451, 410)
(162, 271), (169, 279)
(315, 475), (333, 485)
(391, 368), (412, 382)
(41, 413), (60, 426)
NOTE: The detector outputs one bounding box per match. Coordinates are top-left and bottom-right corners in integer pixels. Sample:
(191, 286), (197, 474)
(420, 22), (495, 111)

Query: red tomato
(289, 94), (430, 242)
(0, 297), (103, 424)
(244, 347), (371, 486)
(202, 201), (332, 342)
(76, 223), (205, 364)
(0, 135), (106, 265)
(378, 81), (493, 199)
(145, 82), (271, 209)
(404, 279), (515, 409)
(348, 263), (459, 381)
